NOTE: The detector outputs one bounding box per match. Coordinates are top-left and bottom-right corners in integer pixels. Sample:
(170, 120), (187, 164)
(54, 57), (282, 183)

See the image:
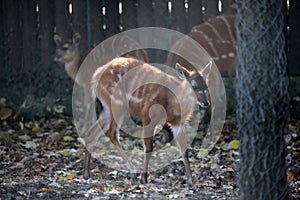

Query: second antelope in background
(166, 15), (236, 77)
(83, 57), (211, 185)
(53, 33), (149, 179)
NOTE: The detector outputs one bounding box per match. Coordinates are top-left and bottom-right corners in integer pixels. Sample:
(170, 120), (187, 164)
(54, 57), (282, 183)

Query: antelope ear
(175, 63), (190, 80)
(73, 33), (81, 45)
(54, 34), (62, 46)
(200, 61), (212, 81)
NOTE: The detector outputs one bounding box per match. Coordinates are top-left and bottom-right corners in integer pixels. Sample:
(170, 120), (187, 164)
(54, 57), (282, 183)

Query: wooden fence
(0, 0), (299, 75)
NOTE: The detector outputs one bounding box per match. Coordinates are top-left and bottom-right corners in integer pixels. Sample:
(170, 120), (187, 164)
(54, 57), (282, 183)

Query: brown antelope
(83, 57), (211, 185)
(166, 15), (236, 77)
(53, 33), (149, 179)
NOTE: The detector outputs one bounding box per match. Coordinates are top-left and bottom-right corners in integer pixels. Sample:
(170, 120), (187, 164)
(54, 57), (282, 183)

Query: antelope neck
(64, 50), (81, 81)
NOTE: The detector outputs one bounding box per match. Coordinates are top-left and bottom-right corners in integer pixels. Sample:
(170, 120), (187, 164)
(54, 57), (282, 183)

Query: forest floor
(0, 113), (299, 199)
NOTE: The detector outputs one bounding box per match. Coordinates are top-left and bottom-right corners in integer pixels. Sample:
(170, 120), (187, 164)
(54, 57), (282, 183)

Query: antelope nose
(203, 101), (209, 107)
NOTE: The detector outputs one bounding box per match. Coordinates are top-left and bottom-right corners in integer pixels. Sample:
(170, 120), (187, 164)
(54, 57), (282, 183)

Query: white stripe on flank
(213, 57), (220, 61)
(205, 22), (224, 42)
(117, 73), (122, 80)
(221, 54), (227, 59)
(228, 52), (235, 58)
(111, 94), (124, 105)
(127, 93), (143, 104)
(149, 87), (161, 102)
(220, 16), (236, 44)
(192, 29), (219, 57)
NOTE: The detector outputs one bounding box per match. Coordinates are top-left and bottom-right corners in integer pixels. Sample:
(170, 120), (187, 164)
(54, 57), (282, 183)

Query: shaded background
(0, 0), (299, 119)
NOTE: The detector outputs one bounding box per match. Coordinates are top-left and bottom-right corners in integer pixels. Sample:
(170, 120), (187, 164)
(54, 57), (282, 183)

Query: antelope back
(91, 57), (204, 127)
(166, 15), (236, 77)
(110, 36), (149, 62)
(53, 33), (148, 65)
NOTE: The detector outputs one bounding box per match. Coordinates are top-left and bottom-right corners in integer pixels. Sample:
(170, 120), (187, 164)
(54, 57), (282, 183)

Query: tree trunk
(236, 0), (289, 199)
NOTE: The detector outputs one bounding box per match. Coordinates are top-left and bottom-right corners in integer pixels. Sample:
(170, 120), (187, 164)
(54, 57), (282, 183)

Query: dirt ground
(0, 116), (299, 199)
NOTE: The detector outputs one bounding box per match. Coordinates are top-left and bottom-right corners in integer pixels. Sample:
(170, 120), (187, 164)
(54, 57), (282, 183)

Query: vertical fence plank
(87, 0), (93, 48)
(137, 0), (154, 27)
(203, 0), (219, 20)
(21, 0), (38, 68)
(72, 0), (88, 51)
(1, 1), (22, 68)
(221, 0), (236, 14)
(288, 0), (300, 75)
(38, 0), (55, 67)
(105, 0), (120, 37)
(0, 0), (5, 68)
(153, 0), (171, 62)
(122, 0), (138, 30)
(90, 0), (105, 46)
(186, 0), (203, 31)
(171, 0), (187, 32)
(153, 0), (168, 28)
(54, 0), (72, 37)
(136, 0), (154, 60)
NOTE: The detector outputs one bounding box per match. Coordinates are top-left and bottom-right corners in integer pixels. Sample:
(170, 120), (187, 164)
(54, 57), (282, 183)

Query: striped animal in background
(166, 15), (237, 77)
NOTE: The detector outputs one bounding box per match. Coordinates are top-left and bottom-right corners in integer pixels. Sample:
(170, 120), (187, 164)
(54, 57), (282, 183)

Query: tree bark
(236, 0), (289, 199)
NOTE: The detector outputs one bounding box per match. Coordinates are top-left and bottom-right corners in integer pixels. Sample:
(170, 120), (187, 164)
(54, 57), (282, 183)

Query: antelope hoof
(83, 170), (90, 180)
(187, 178), (193, 187)
(141, 172), (148, 184)
(130, 173), (138, 183)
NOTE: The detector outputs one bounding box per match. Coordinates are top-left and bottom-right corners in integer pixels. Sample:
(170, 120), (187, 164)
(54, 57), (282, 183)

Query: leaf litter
(0, 114), (299, 199)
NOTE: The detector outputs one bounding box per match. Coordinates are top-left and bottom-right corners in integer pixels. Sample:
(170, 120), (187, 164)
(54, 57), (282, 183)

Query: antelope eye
(191, 80), (198, 90)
